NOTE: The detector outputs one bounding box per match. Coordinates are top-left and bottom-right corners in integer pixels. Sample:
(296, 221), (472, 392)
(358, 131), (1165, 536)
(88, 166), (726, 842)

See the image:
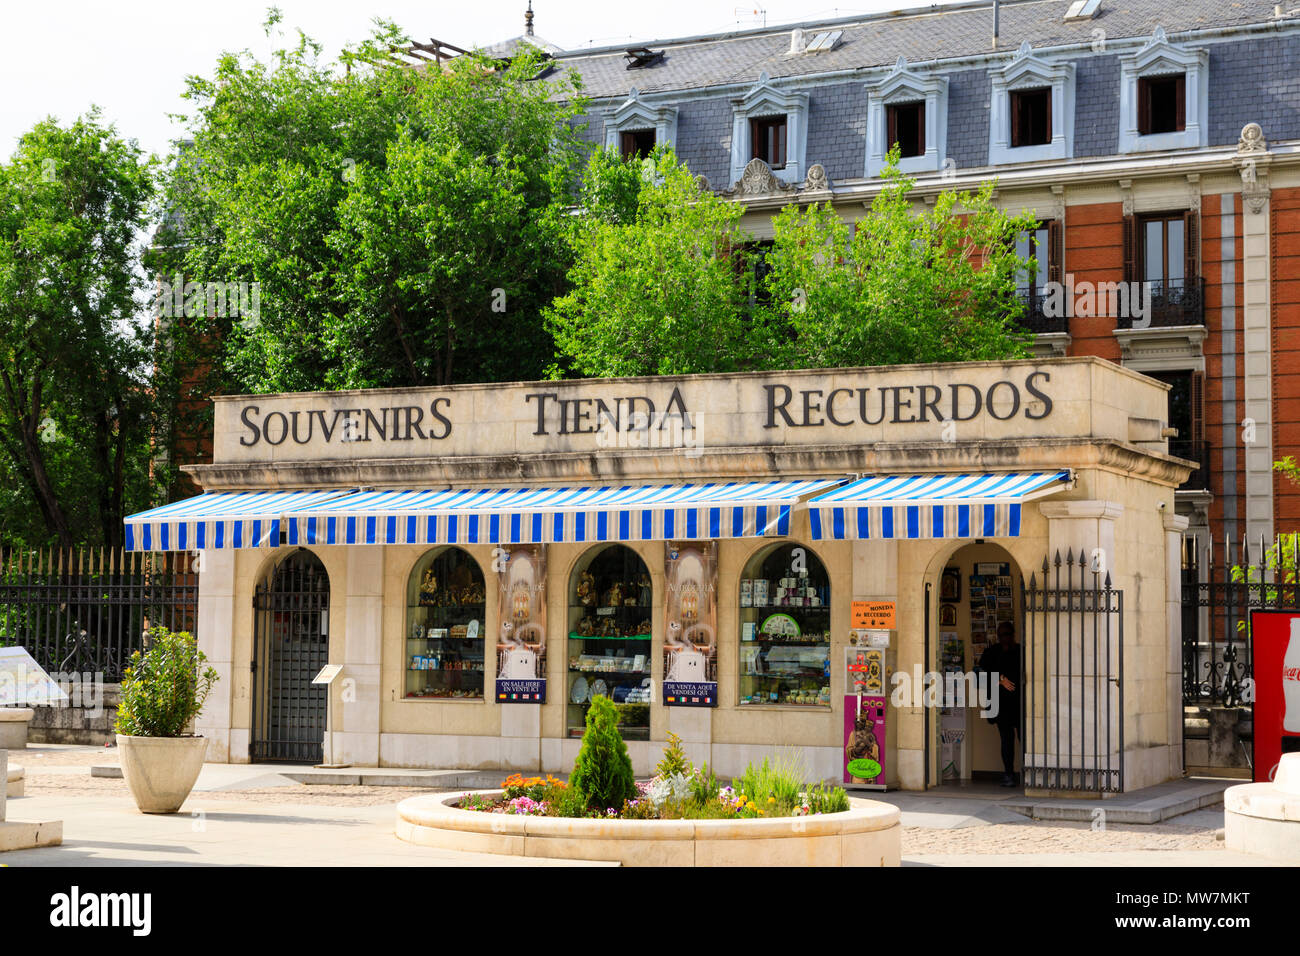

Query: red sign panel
(1249, 609), (1300, 782)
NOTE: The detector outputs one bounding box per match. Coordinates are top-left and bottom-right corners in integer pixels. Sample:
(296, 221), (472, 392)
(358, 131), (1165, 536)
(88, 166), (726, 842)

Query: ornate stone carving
(1240, 161), (1269, 214)
(1237, 122), (1267, 154)
(725, 158), (795, 198)
(1118, 178), (1134, 216)
(694, 174), (711, 193)
(802, 163), (830, 192)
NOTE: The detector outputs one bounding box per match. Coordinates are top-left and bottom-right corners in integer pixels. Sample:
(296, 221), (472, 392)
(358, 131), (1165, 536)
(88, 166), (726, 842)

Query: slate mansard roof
(549, 0), (1294, 99)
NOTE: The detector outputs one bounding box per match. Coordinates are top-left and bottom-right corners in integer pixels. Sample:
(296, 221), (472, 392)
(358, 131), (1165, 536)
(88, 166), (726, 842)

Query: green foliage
(1275, 457), (1300, 488)
(568, 694), (636, 811)
(546, 784), (593, 818)
(550, 148), (1037, 377)
(655, 731), (691, 778)
(115, 628), (219, 738)
(761, 149), (1038, 368)
(734, 751), (808, 814)
(156, 18), (588, 394)
(0, 111), (158, 546)
(548, 146), (773, 377)
(688, 763), (721, 805)
(806, 781), (850, 814)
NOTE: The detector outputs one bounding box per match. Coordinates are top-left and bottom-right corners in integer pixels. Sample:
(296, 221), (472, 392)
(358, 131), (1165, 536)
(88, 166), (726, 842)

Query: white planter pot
(116, 734), (209, 814)
(0, 708), (35, 749)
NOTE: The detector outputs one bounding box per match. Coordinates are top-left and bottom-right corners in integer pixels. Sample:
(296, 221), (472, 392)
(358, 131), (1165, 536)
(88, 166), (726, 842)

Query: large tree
(155, 16), (588, 396)
(0, 111), (157, 547)
(549, 147), (1038, 376)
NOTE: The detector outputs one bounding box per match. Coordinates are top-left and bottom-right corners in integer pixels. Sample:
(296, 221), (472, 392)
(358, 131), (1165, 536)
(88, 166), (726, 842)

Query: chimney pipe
(992, 0), (1000, 49)
(525, 1), (535, 37)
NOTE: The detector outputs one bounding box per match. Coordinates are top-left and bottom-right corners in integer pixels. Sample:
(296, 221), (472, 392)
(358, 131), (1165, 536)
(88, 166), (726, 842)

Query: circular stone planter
(0, 708), (35, 749)
(1224, 753), (1300, 863)
(116, 734), (209, 814)
(396, 791), (901, 866)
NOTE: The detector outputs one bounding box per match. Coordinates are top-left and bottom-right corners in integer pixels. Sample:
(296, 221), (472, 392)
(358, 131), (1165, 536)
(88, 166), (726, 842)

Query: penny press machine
(843, 602), (894, 791)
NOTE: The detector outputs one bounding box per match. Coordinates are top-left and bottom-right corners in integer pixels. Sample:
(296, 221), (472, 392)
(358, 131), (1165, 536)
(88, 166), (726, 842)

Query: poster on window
(1249, 609), (1300, 782)
(495, 544), (547, 703)
(844, 646), (886, 790)
(663, 541), (717, 707)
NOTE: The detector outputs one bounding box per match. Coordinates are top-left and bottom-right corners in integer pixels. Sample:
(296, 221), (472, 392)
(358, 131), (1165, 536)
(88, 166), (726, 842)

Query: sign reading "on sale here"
(851, 601), (896, 629)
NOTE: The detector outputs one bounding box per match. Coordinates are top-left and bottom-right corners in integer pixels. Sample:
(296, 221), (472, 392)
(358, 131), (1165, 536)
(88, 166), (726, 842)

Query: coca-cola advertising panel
(1249, 609), (1300, 782)
(663, 541), (718, 707)
(495, 545), (547, 703)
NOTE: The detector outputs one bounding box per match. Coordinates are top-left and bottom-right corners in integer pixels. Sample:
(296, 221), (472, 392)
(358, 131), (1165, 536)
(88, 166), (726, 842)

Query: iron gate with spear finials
(1021, 549), (1125, 793)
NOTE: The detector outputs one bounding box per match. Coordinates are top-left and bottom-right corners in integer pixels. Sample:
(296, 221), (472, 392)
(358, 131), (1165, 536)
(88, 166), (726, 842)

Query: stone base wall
(28, 685), (121, 745)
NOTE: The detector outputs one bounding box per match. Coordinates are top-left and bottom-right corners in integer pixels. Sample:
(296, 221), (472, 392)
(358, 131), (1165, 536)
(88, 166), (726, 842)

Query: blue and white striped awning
(808, 471), (1073, 540)
(124, 479), (839, 551)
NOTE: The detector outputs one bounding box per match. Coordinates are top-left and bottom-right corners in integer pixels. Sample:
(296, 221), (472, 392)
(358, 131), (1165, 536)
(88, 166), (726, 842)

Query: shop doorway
(932, 543), (1024, 786)
(251, 549), (331, 763)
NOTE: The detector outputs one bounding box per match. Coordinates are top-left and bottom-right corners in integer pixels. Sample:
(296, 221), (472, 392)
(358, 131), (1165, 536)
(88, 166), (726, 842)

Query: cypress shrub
(569, 695), (636, 812)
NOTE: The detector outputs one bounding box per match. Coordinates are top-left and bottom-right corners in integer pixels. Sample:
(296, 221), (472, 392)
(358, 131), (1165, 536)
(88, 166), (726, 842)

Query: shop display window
(567, 545), (653, 739)
(738, 543), (831, 707)
(404, 547), (487, 699)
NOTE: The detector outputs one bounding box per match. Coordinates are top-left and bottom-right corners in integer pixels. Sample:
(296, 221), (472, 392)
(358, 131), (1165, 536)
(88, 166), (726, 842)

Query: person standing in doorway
(979, 622), (1022, 787)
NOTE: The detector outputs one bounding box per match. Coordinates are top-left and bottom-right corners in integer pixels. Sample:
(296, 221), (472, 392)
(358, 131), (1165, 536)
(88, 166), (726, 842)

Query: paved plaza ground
(0, 744), (1279, 867)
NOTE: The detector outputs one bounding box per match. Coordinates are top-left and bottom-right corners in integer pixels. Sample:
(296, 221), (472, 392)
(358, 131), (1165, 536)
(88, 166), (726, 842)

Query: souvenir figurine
(419, 569), (438, 606)
(577, 571), (597, 607)
(637, 573), (652, 606)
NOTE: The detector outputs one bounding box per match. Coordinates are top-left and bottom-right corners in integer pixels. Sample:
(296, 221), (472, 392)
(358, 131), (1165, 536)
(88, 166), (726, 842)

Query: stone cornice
(183, 437), (1194, 492)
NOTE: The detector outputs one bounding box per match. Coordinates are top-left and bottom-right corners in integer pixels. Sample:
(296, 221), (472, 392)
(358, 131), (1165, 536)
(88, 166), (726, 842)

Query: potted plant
(114, 627), (218, 814)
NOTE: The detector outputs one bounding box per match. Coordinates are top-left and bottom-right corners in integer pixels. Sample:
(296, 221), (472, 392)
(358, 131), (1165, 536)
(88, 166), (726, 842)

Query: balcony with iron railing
(1116, 277), (1205, 329)
(1013, 288), (1069, 335)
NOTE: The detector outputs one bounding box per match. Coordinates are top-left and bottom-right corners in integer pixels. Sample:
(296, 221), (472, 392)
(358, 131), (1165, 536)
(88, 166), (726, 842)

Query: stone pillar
(195, 549), (237, 763)
(1235, 123), (1274, 544)
(1165, 512), (1190, 781)
(333, 546), (382, 766)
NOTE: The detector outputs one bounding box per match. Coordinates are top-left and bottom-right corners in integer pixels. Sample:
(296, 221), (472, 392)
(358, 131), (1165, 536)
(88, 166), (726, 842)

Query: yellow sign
(851, 601), (895, 629)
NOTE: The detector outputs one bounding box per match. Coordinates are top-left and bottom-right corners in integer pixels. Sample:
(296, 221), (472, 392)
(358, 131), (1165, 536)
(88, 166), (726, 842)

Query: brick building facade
(547, 0), (1300, 547)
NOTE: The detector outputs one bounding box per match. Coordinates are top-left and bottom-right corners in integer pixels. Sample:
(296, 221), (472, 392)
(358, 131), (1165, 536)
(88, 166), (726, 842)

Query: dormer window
(750, 115), (788, 169)
(620, 128), (656, 160)
(1118, 28), (1206, 154)
(1011, 87), (1051, 147)
(886, 102), (925, 158)
(1138, 74), (1185, 135)
(987, 43), (1074, 165)
(865, 58), (948, 177)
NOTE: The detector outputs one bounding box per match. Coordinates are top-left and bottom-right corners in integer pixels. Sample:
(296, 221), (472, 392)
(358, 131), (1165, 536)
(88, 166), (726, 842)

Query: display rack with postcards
(967, 562), (1013, 660)
(567, 545), (654, 739)
(405, 549), (487, 699)
(738, 544), (832, 707)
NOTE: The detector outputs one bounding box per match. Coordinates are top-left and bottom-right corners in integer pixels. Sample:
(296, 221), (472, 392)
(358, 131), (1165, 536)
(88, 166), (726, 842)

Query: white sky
(1, 0), (969, 161)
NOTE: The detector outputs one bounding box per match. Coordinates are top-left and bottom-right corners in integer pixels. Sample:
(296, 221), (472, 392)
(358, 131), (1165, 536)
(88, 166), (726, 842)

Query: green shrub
(568, 695), (636, 812)
(688, 763), (720, 806)
(655, 731), (691, 778)
(806, 781), (850, 814)
(734, 750), (808, 815)
(115, 628), (218, 738)
(546, 784), (591, 818)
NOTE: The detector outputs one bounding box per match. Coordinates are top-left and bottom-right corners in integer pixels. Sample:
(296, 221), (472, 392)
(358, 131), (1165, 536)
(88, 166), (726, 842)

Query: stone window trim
(1117, 27), (1208, 155)
(988, 42), (1075, 166)
(602, 87), (679, 153)
(729, 72), (810, 186)
(865, 57), (949, 178)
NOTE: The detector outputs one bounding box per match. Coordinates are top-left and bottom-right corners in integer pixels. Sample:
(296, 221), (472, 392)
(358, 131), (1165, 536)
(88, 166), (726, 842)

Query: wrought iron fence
(0, 546), (198, 683)
(1181, 534), (1300, 707)
(1117, 277), (1206, 329)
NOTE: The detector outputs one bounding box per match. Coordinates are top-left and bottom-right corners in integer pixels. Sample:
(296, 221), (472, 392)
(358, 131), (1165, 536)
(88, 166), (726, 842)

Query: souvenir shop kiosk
(125, 356), (1192, 794)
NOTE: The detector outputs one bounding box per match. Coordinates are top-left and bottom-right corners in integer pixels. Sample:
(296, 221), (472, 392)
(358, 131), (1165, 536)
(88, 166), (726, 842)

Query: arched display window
(405, 548), (487, 699)
(567, 545), (654, 739)
(738, 543), (831, 707)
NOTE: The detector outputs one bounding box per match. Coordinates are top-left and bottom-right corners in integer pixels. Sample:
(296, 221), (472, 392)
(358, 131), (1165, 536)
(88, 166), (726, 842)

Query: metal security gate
(1022, 549), (1124, 793)
(251, 550), (330, 763)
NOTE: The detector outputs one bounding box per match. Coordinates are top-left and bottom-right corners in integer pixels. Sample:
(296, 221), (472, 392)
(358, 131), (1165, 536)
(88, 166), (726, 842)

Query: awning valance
(124, 480), (839, 551)
(807, 471), (1073, 541)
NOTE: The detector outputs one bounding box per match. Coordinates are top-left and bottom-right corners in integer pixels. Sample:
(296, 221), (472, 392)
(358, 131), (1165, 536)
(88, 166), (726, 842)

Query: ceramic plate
(571, 676), (589, 704)
(591, 679), (608, 699)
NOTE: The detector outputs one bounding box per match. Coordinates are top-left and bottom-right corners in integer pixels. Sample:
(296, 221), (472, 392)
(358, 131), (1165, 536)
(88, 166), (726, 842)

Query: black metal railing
(0, 546), (198, 683)
(1181, 534), (1300, 707)
(1168, 438), (1211, 491)
(1117, 277), (1205, 329)
(1014, 289), (1069, 335)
